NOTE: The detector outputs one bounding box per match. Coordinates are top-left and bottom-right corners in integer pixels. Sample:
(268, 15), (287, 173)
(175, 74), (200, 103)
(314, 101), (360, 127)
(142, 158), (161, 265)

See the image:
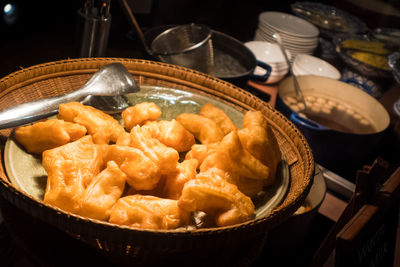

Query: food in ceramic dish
(8, 86), (286, 230)
(291, 1), (367, 34)
(350, 51), (390, 70)
(282, 94), (376, 134)
(334, 34), (393, 78)
(14, 119), (87, 154)
(337, 37), (392, 71)
(340, 39), (391, 55)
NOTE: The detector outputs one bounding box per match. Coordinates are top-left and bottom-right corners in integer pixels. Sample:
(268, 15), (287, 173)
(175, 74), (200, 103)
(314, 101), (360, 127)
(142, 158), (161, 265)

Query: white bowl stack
(293, 54), (341, 80)
(254, 12), (320, 59)
(245, 41), (291, 84)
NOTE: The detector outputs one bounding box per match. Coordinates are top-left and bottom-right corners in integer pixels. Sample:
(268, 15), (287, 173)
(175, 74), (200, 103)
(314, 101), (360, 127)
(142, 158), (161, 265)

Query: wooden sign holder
(311, 158), (400, 267)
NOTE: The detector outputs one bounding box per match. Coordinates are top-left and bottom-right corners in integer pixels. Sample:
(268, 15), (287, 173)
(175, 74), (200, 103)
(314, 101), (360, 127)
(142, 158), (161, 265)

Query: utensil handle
(0, 93), (84, 129)
(118, 0), (153, 56)
(249, 61), (272, 82)
(290, 112), (326, 131)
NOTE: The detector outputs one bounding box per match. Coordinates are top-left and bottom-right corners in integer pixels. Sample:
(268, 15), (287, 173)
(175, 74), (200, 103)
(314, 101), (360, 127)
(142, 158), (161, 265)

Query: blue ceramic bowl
(341, 68), (384, 99)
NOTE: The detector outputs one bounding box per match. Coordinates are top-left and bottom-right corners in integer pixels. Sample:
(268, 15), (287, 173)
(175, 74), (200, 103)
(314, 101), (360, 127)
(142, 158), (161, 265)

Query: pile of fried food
(14, 101), (281, 230)
(340, 38), (393, 70)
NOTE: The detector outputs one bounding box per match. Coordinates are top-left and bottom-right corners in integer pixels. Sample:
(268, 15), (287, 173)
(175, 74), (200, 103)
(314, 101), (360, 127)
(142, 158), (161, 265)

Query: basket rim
(0, 57), (314, 240)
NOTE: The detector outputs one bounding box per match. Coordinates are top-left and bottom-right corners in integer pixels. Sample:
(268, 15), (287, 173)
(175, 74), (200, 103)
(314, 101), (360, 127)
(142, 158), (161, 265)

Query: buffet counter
(0, 1), (399, 266)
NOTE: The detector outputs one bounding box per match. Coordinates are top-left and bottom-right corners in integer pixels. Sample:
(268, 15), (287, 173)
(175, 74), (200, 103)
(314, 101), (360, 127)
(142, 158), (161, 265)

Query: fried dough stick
(200, 130), (270, 197)
(176, 113), (224, 144)
(122, 102), (162, 131)
(42, 136), (103, 213)
(109, 195), (190, 230)
(185, 142), (219, 167)
(103, 145), (161, 191)
(238, 111), (281, 184)
(162, 159), (198, 200)
(58, 102), (125, 144)
(178, 168), (255, 227)
(129, 125), (179, 175)
(80, 161), (127, 221)
(143, 120), (195, 152)
(14, 119), (87, 154)
(199, 103), (237, 136)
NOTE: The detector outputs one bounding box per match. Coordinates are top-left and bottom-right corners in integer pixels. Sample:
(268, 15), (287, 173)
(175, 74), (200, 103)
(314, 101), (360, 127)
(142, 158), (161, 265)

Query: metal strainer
(150, 23), (214, 73)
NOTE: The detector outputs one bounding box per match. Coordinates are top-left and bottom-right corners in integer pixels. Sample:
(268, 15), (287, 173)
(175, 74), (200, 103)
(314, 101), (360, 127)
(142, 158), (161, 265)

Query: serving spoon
(0, 63), (139, 129)
(272, 33), (308, 113)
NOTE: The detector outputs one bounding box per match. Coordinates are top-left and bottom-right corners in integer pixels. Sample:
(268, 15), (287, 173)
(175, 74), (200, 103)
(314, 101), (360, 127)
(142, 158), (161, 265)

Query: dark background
(1, 0), (400, 78)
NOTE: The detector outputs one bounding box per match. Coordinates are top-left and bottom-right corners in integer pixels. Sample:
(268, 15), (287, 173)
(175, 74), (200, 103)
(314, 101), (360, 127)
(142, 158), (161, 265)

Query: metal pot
(276, 75), (390, 180)
(266, 167), (326, 246)
(144, 25), (271, 87)
(210, 30), (271, 87)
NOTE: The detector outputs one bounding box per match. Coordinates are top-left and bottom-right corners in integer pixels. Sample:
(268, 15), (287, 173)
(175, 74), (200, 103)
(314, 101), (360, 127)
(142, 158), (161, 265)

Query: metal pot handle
(248, 61), (272, 82)
(341, 78), (373, 96)
(290, 112), (327, 131)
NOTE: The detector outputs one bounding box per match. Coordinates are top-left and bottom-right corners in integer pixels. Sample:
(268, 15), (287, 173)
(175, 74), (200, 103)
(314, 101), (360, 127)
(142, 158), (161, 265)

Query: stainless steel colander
(151, 23), (214, 73)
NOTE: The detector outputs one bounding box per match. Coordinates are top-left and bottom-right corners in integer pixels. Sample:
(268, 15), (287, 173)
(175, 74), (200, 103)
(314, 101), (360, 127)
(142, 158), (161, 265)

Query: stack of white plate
(292, 54), (341, 80)
(254, 11), (320, 59)
(245, 41), (291, 84)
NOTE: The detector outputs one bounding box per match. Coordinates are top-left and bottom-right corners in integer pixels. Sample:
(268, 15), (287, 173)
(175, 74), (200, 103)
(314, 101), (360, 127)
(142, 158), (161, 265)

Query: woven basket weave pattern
(0, 58), (314, 263)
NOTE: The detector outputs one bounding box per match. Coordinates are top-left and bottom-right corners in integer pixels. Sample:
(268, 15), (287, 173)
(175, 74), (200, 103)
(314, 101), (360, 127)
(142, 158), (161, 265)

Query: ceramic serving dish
(291, 1), (368, 36)
(0, 58), (314, 266)
(333, 34), (394, 79)
(4, 85), (290, 220)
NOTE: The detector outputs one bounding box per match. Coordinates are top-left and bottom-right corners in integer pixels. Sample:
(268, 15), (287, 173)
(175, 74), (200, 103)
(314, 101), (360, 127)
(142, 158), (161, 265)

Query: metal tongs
(0, 63), (139, 129)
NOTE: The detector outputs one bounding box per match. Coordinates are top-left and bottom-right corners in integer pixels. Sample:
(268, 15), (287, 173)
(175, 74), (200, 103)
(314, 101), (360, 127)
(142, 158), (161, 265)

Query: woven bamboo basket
(0, 58), (314, 266)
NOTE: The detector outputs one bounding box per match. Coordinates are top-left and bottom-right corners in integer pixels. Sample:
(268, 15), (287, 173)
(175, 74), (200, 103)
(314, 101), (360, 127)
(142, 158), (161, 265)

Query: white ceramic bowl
(245, 41), (291, 83)
(266, 73), (288, 84)
(292, 65), (308, 76)
(245, 41), (291, 66)
(293, 54), (341, 79)
(258, 11), (319, 38)
(253, 65), (288, 84)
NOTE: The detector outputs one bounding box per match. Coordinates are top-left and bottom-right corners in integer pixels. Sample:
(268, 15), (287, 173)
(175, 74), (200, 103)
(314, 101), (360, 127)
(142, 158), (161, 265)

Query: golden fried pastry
(176, 113), (224, 144)
(200, 130), (270, 197)
(43, 136), (103, 213)
(125, 176), (166, 198)
(185, 142), (219, 166)
(178, 167), (255, 227)
(238, 111), (281, 185)
(163, 159), (198, 200)
(122, 102), (162, 131)
(115, 132), (131, 146)
(201, 130), (269, 181)
(109, 194), (190, 230)
(14, 119), (87, 154)
(14, 100), (287, 228)
(43, 159), (86, 213)
(80, 161), (127, 220)
(199, 103), (237, 136)
(129, 125), (179, 175)
(143, 120), (195, 152)
(58, 102), (125, 145)
(104, 145), (161, 191)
